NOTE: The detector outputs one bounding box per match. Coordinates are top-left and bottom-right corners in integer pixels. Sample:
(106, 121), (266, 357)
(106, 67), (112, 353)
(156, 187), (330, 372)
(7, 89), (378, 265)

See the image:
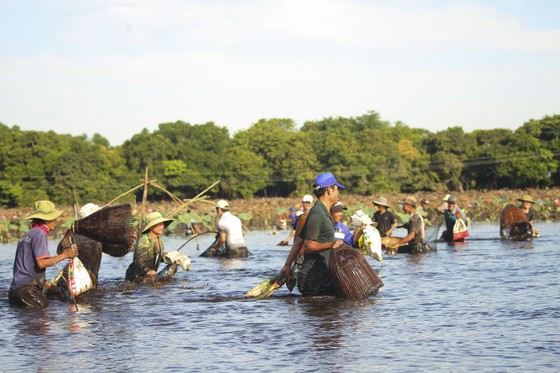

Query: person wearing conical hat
(125, 212), (174, 283)
(9, 200), (79, 308)
(518, 195), (539, 237)
(372, 197), (398, 238)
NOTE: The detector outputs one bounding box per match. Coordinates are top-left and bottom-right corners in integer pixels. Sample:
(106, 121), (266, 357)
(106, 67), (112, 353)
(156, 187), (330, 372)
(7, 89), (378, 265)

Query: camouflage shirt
(130, 234), (166, 277)
(403, 212), (426, 251)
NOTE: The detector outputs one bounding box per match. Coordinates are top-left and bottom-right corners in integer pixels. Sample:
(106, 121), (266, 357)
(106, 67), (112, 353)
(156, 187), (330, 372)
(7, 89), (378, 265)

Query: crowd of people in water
(7, 172), (540, 308)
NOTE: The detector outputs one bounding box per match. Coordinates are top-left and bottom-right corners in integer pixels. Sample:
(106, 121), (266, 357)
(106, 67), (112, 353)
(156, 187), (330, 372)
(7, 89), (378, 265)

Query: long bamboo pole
(151, 182), (183, 204)
(102, 170), (220, 234)
(165, 180), (220, 218)
(138, 167), (150, 234)
(106, 183), (144, 206)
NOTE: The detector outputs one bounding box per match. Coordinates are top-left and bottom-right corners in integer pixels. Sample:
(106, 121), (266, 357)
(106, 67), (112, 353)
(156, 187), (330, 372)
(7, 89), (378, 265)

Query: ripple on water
(0, 224), (558, 371)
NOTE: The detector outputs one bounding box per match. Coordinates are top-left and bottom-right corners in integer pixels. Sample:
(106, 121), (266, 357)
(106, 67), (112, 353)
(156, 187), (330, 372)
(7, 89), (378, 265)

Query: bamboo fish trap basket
(500, 204), (532, 240)
(329, 244), (384, 300)
(500, 204), (529, 226)
(72, 204), (135, 245)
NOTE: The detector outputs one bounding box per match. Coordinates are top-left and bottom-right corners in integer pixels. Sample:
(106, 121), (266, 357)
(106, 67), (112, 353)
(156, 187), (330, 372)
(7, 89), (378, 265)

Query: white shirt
(217, 211), (246, 249)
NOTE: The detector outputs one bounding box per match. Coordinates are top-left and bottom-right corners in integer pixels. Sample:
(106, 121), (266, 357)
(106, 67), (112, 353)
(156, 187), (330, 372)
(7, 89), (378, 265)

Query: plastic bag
(164, 251), (192, 271)
(362, 225), (383, 263)
(453, 218), (469, 240)
(351, 210), (372, 228)
(68, 257), (93, 297)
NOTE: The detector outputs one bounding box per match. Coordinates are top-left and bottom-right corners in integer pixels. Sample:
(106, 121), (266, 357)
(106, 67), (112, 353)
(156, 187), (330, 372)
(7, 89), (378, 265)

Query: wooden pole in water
(138, 166), (150, 234)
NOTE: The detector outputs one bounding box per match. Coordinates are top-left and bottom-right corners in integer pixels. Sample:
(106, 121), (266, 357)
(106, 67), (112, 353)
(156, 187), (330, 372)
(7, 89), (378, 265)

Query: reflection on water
(220, 258), (246, 270)
(15, 309), (51, 336)
(0, 223), (559, 372)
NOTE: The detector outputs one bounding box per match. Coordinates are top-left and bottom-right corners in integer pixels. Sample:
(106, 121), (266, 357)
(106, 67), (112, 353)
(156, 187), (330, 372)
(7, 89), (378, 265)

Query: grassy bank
(1, 188), (558, 243)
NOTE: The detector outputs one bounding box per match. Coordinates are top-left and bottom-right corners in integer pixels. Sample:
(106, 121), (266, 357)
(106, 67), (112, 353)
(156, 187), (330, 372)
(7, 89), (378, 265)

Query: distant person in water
(441, 195), (467, 242)
(437, 194), (451, 213)
(9, 200), (79, 308)
(372, 197), (398, 238)
(418, 198), (436, 223)
(289, 207), (297, 226)
(518, 195), (539, 237)
(392, 196), (433, 254)
(330, 201), (353, 246)
(208, 200), (249, 258)
(277, 194), (314, 246)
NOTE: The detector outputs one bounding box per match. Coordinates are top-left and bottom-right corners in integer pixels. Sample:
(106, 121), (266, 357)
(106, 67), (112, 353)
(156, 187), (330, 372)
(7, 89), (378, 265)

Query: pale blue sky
(1, 0), (559, 146)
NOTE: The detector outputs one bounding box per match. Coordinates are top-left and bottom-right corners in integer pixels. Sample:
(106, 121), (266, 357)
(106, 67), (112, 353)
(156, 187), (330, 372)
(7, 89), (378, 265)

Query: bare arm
(394, 231), (416, 247)
(386, 221), (398, 237)
(303, 239), (342, 254)
(352, 226), (364, 247)
(279, 236), (304, 278)
(209, 230), (227, 255)
(278, 228), (296, 245)
(215, 231), (227, 247)
(36, 246), (78, 269)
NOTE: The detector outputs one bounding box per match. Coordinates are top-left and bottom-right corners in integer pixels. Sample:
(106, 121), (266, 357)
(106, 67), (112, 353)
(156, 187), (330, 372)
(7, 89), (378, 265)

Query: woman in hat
(9, 200), (79, 308)
(125, 212), (174, 283)
(518, 195), (539, 237)
(372, 197), (398, 238)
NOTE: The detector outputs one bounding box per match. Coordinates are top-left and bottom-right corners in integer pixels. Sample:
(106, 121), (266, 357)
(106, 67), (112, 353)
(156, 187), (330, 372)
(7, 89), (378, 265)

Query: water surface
(0, 223), (558, 372)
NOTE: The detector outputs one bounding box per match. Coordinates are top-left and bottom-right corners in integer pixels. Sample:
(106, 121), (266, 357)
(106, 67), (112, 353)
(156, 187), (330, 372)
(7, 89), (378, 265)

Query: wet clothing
(401, 212), (432, 254)
(200, 235), (249, 258)
(222, 246), (249, 258)
(297, 201), (336, 296)
(334, 222), (353, 247)
(372, 210), (397, 237)
(125, 234), (166, 283)
(56, 234), (130, 289)
(9, 225), (53, 307)
(8, 278), (49, 308)
(217, 211), (249, 258)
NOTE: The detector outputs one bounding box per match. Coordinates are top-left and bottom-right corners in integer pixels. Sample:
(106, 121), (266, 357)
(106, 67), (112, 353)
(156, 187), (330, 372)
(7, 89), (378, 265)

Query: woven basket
(72, 204), (134, 244)
(329, 244), (383, 299)
(500, 204), (529, 226)
(500, 204), (531, 240)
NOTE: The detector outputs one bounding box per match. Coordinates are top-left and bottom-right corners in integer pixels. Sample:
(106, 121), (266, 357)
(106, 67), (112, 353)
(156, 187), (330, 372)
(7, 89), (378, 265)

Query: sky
(1, 0), (559, 146)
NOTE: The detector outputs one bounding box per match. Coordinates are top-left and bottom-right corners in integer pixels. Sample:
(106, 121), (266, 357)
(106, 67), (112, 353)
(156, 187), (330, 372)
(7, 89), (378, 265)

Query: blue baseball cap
(314, 172), (345, 189)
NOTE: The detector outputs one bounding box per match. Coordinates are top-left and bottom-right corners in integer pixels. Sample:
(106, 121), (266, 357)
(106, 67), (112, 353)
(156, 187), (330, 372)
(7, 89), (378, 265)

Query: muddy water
(0, 223), (558, 372)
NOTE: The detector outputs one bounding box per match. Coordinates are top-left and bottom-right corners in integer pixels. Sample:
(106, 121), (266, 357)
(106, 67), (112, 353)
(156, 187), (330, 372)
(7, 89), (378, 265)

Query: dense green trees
(0, 113), (558, 207)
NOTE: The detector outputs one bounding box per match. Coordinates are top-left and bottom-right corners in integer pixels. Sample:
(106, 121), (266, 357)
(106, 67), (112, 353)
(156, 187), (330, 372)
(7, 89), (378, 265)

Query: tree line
(1, 111), (558, 208)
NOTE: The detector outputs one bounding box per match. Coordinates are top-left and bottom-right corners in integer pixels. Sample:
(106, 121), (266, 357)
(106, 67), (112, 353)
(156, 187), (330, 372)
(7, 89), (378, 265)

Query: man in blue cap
(279, 172), (345, 296)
